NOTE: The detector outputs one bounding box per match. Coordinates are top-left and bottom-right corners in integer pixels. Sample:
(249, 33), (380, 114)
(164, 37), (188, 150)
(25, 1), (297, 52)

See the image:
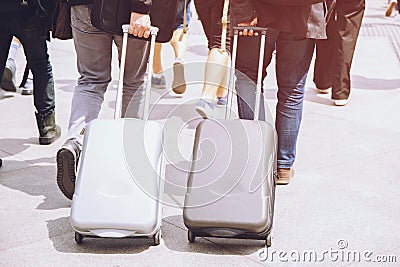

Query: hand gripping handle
(115, 25), (159, 119)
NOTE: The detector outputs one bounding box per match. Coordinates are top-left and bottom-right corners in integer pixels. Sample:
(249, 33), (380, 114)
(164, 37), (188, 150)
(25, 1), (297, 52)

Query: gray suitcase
(70, 25), (164, 245)
(183, 27), (276, 247)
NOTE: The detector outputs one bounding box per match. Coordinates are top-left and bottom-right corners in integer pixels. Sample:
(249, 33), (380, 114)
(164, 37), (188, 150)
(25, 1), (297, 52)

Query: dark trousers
(194, 0), (230, 51)
(0, 10), (55, 114)
(313, 0), (365, 100)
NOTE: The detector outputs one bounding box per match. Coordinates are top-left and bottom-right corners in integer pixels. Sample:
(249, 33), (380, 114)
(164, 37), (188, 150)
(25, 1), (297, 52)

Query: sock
(153, 73), (163, 78)
(8, 41), (20, 61)
(175, 57), (185, 64)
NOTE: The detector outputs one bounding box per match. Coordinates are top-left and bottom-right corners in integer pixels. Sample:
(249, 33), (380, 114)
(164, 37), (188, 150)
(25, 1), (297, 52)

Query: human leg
(170, 0), (192, 95)
(57, 5), (113, 199)
(194, 0), (230, 118)
(153, 43), (163, 75)
(151, 42), (166, 89)
(234, 29), (277, 121)
(16, 13), (60, 144)
(275, 32), (315, 172)
(0, 35), (14, 92)
(313, 14), (336, 92)
(0, 14), (16, 91)
(66, 5), (113, 147)
(331, 0), (365, 102)
(114, 35), (149, 118)
(19, 30), (54, 114)
(170, 0), (191, 60)
(170, 28), (188, 60)
(170, 28), (189, 95)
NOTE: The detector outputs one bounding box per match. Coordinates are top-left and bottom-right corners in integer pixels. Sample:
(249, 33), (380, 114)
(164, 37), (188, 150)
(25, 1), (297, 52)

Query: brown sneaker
(56, 139), (81, 199)
(276, 168), (294, 185)
(172, 58), (186, 95)
(386, 2), (397, 16)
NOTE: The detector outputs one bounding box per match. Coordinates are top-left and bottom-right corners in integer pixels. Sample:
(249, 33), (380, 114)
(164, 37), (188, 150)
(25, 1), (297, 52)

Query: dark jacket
(67, 0), (151, 14)
(0, 0), (56, 32)
(232, 0), (327, 39)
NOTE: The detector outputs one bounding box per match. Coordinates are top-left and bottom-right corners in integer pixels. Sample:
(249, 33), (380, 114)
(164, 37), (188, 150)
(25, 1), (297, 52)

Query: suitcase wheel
(153, 230), (161, 246)
(75, 232), (83, 244)
(188, 230), (195, 243)
(266, 234), (272, 247)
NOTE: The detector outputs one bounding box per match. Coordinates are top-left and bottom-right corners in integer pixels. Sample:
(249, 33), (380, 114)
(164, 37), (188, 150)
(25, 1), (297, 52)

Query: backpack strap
(221, 0), (229, 52)
(178, 0), (188, 41)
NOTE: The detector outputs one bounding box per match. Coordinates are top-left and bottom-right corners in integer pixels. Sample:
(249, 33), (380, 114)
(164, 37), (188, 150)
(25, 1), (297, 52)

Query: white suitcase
(70, 26), (164, 245)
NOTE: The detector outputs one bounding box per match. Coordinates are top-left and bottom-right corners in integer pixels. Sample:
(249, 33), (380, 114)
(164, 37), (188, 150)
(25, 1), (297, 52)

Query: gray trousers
(67, 5), (150, 147)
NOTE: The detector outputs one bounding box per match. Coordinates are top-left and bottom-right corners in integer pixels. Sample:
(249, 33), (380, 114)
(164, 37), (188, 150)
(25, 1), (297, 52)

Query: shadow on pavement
(304, 89), (336, 106)
(0, 89), (15, 100)
(149, 103), (205, 129)
(351, 75), (400, 90)
(186, 44), (209, 57)
(55, 79), (77, 93)
(0, 164), (70, 210)
(162, 215), (264, 256)
(0, 137), (36, 156)
(47, 217), (152, 254)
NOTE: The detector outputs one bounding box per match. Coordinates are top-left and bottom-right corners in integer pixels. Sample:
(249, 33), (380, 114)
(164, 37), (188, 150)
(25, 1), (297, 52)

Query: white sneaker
(334, 99), (348, 106)
(317, 88), (330, 94)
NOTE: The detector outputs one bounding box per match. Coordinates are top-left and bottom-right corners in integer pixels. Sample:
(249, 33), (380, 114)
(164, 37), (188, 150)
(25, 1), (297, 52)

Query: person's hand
(129, 12), (151, 38)
(238, 17), (258, 36)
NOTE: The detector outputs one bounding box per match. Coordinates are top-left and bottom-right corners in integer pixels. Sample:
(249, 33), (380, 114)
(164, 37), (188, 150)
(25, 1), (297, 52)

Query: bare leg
(200, 48), (229, 100)
(170, 28), (188, 60)
(153, 42), (163, 74)
(171, 28), (189, 95)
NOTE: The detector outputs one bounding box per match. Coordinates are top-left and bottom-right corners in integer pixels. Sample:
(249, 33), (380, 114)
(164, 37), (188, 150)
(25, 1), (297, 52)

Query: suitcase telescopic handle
(232, 26), (268, 35)
(114, 25), (159, 119)
(226, 26), (267, 120)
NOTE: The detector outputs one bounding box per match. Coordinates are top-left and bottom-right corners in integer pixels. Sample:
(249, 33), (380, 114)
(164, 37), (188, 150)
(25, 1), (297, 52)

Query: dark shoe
(35, 110), (61, 145)
(1, 59), (17, 92)
(21, 79), (33, 95)
(56, 139), (81, 200)
(276, 168), (294, 185)
(172, 58), (186, 95)
(21, 88), (33, 95)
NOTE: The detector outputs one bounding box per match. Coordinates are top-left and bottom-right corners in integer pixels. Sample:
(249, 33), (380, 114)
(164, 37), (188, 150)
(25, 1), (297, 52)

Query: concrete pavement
(1, 0), (399, 266)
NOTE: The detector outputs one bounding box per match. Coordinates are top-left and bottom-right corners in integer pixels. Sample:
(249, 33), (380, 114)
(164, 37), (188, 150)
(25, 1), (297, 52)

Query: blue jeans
(235, 30), (315, 169)
(67, 5), (150, 147)
(175, 0), (192, 30)
(0, 10), (55, 114)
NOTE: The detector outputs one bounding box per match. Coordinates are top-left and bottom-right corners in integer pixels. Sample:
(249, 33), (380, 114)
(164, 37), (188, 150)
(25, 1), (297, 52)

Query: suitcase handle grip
(232, 26), (267, 35)
(122, 24), (159, 36)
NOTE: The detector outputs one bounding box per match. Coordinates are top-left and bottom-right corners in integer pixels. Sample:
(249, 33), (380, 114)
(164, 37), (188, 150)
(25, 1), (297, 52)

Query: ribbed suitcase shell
(69, 26), (163, 244)
(70, 119), (164, 239)
(183, 119), (276, 244)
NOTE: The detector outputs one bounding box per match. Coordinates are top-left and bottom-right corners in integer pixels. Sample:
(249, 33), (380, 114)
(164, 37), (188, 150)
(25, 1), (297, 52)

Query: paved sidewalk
(1, 0), (399, 266)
